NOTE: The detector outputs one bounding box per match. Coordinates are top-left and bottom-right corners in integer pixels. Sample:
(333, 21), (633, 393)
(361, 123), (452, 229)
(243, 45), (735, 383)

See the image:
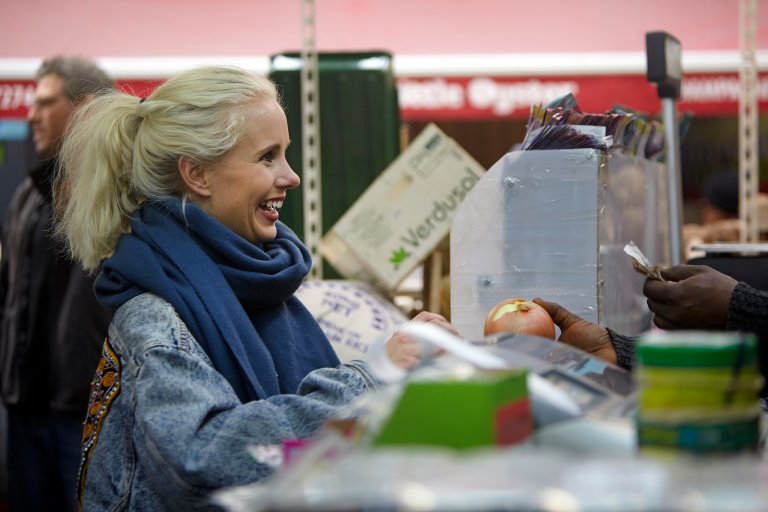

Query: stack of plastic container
(635, 331), (763, 454)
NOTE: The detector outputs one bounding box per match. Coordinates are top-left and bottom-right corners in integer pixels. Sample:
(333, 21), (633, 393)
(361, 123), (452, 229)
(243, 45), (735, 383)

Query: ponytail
(56, 91), (142, 272)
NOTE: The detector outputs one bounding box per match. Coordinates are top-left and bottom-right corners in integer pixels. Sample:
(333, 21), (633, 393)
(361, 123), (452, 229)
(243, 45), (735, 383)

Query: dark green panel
(269, 52), (401, 277)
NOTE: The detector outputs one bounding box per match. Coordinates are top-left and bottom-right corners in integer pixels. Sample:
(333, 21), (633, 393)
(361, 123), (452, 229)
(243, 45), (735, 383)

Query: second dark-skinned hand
(643, 264), (737, 331)
(533, 298), (617, 365)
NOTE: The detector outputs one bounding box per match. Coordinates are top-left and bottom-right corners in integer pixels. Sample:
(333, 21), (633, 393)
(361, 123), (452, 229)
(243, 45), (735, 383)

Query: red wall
(1, 0), (763, 58)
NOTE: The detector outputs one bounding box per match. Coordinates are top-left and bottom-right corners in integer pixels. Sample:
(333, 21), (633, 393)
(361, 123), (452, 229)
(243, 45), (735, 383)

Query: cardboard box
(372, 370), (532, 450)
(320, 123), (485, 291)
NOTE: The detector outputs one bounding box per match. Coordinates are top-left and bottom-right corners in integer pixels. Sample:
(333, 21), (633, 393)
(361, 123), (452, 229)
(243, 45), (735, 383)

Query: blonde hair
(56, 66), (279, 272)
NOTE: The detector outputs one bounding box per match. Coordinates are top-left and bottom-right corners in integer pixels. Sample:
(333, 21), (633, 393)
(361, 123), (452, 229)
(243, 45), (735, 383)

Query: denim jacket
(79, 292), (379, 511)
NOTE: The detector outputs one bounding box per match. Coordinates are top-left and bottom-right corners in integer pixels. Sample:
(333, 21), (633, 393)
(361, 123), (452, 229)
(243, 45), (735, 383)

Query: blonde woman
(56, 65), (455, 511)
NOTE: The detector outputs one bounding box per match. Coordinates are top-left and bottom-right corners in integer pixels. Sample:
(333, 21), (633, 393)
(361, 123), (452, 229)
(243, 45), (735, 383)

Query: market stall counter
(213, 331), (768, 512)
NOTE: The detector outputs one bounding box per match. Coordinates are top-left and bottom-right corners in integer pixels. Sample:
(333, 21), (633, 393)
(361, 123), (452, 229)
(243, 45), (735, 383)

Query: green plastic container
(636, 331), (758, 368)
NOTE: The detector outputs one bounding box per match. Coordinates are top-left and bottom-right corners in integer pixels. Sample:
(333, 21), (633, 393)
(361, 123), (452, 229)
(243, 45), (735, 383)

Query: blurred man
(0, 56), (113, 512)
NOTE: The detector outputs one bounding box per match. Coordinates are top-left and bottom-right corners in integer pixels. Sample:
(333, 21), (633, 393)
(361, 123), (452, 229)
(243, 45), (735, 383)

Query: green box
(373, 370), (532, 450)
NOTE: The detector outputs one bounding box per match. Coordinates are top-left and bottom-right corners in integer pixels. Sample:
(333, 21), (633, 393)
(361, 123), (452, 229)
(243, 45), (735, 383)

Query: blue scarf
(94, 198), (340, 402)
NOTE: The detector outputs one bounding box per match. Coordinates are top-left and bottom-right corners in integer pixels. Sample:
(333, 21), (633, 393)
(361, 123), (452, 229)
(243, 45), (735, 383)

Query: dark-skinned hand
(533, 298), (617, 365)
(643, 264), (737, 331)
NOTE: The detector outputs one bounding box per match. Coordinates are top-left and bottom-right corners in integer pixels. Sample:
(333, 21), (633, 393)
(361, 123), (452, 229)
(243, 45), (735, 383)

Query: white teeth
(262, 200), (283, 212)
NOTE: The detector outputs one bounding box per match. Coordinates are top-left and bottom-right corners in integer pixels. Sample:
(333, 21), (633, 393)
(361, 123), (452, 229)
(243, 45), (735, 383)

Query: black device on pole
(646, 31), (682, 99)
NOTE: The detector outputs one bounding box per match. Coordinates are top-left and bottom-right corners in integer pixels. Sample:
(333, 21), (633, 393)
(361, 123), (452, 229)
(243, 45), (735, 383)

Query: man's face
(27, 73), (74, 160)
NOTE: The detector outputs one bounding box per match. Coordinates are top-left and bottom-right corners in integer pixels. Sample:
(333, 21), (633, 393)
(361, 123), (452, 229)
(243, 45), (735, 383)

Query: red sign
(0, 80), (35, 119)
(2, 73), (766, 121)
(0, 79), (163, 120)
(396, 73), (768, 120)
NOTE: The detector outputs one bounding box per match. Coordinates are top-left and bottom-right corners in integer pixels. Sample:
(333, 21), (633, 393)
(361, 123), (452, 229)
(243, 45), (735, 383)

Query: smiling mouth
(259, 199), (284, 213)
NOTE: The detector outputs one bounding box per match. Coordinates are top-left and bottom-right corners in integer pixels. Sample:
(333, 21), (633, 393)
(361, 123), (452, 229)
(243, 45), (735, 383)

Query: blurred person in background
(681, 169), (768, 260)
(0, 56), (113, 512)
(700, 169), (740, 226)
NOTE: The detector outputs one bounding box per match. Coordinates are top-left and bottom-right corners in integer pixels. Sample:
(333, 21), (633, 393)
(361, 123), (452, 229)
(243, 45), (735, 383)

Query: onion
(483, 298), (556, 339)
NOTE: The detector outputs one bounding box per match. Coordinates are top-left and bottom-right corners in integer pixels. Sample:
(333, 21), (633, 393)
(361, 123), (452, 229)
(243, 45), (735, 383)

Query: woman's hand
(643, 264), (737, 330)
(533, 298), (617, 364)
(385, 311), (459, 369)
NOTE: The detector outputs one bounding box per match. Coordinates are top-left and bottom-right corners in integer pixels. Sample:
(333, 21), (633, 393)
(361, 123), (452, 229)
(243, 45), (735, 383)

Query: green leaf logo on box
(389, 247), (411, 269)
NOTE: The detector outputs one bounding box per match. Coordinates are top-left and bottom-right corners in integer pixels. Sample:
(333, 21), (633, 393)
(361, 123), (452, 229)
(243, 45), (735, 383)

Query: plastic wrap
(215, 442), (768, 512)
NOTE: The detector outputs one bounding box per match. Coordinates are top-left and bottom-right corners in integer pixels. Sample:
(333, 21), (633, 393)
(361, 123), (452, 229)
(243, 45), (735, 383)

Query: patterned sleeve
(606, 328), (636, 371)
(727, 282), (768, 336)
